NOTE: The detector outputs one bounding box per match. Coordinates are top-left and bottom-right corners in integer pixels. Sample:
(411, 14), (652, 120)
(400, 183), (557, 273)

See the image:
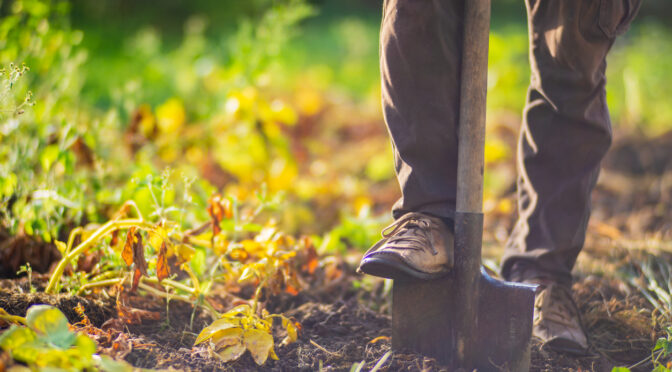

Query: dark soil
(0, 271), (659, 372)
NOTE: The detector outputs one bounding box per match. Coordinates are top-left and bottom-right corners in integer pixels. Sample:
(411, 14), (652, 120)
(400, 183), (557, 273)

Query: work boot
(357, 212), (453, 280)
(526, 278), (589, 355)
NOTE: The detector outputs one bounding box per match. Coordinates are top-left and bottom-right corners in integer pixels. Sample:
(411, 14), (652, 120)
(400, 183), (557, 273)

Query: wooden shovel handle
(456, 0), (491, 214)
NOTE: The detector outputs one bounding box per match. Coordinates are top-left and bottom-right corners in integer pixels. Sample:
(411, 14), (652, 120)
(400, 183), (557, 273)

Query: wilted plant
(194, 304), (298, 365)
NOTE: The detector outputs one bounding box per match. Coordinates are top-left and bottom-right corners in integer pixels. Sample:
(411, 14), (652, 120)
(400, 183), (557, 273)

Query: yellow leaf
(484, 139), (510, 165)
(215, 342), (246, 362)
(174, 243), (196, 262)
(54, 240), (67, 255)
(137, 104), (156, 137)
(238, 266), (257, 282)
(286, 321), (298, 343)
(156, 98), (186, 134)
(211, 328), (243, 350)
(294, 88), (323, 116)
(149, 226), (167, 250)
(241, 239), (262, 254)
(194, 318), (238, 345)
(269, 346), (279, 361)
(243, 328), (274, 365)
(227, 304), (252, 316)
(280, 317), (298, 346)
(269, 99), (297, 125)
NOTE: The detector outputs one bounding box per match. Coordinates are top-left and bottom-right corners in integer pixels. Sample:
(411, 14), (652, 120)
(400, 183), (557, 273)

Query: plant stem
(45, 219), (153, 294)
(77, 278), (125, 295)
(137, 282), (218, 319)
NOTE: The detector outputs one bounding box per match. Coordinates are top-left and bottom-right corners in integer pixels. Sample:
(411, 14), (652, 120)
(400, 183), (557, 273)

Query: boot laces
(535, 283), (583, 329)
(381, 213), (437, 254)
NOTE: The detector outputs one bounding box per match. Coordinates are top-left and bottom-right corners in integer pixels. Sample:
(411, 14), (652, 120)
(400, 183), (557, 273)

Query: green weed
(0, 304), (137, 371)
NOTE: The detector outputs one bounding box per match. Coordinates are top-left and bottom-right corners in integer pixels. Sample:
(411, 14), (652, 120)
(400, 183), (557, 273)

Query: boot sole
(541, 338), (591, 356)
(358, 256), (447, 281)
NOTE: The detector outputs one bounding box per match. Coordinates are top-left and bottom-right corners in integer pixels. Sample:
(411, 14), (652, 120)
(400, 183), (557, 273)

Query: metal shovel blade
(392, 213), (536, 371)
(392, 270), (535, 371)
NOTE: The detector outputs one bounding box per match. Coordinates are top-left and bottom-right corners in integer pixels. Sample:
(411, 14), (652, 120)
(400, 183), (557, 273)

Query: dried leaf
(243, 328), (274, 365)
(121, 228), (136, 266)
(301, 238), (319, 274)
(123, 228), (147, 292)
(110, 230), (119, 249)
(116, 302), (160, 325)
(70, 137), (95, 168)
(132, 268), (142, 292)
(207, 195), (224, 236)
(285, 284), (299, 296)
(156, 241), (169, 283)
(133, 232), (148, 276)
(74, 303), (91, 327)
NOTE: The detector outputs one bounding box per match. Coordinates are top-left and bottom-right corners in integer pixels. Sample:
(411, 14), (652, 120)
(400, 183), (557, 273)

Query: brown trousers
(381, 0), (641, 284)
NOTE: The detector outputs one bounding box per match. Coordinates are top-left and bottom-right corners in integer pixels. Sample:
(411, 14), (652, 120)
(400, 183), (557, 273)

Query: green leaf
(96, 355), (135, 372)
(25, 305), (75, 348)
(0, 325), (36, 350)
(40, 145), (60, 171)
(610, 368), (631, 372)
(9, 341), (42, 365)
(74, 334), (96, 356)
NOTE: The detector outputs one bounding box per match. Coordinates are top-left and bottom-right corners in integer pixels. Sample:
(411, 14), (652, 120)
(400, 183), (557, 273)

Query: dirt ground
(1, 130), (671, 371)
(0, 271), (659, 371)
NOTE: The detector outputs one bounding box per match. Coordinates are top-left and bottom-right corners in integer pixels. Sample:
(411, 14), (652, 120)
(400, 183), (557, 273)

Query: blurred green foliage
(0, 0), (671, 254)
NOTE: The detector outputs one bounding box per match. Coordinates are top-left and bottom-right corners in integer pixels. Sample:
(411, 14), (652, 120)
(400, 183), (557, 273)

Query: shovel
(391, 0), (536, 370)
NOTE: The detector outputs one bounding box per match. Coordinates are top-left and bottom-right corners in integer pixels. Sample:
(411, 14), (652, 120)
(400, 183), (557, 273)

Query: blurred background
(1, 0), (671, 270)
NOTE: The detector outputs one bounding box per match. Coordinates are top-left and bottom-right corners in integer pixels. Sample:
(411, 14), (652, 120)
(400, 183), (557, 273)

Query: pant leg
(501, 0), (642, 284)
(381, 0), (464, 221)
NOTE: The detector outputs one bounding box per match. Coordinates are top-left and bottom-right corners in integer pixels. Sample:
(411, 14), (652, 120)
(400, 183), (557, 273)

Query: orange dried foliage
(285, 285), (299, 296)
(156, 241), (169, 283)
(121, 228), (135, 266)
(69, 137), (95, 168)
(110, 230), (119, 248)
(207, 194), (232, 236)
(116, 301), (160, 325)
(122, 227), (148, 291)
(300, 237), (319, 275)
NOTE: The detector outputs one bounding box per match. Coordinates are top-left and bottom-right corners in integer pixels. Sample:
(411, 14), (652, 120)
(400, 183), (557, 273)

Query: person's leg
(381, 0), (464, 221)
(357, 0), (464, 280)
(500, 0), (641, 354)
(501, 0), (641, 284)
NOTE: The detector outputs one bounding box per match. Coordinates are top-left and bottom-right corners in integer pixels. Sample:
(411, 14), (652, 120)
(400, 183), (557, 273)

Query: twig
(183, 221), (211, 238)
(310, 339), (342, 357)
(628, 352), (654, 370)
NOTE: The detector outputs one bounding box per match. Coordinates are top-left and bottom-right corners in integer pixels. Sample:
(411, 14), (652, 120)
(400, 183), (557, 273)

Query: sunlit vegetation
(1, 0), (672, 370)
